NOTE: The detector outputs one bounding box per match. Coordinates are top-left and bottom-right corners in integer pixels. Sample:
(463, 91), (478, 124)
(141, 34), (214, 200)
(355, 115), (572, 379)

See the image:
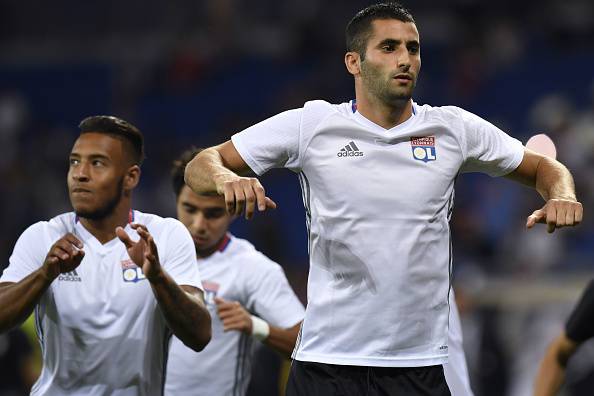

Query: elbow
(183, 156), (198, 191)
(186, 316), (212, 352)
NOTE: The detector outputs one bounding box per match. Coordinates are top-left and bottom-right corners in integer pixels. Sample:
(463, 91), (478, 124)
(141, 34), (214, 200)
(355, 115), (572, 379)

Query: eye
(205, 209), (225, 219)
(92, 160), (105, 166)
(69, 158), (79, 166)
(408, 45), (419, 54)
(382, 44), (395, 52)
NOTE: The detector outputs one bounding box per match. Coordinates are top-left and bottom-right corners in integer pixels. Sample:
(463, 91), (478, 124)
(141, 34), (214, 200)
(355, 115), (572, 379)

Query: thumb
(526, 208), (545, 229)
(116, 226), (134, 249)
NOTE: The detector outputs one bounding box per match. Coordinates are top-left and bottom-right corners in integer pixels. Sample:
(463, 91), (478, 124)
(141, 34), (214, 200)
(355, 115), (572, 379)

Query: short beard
(360, 61), (414, 105)
(75, 177), (124, 221)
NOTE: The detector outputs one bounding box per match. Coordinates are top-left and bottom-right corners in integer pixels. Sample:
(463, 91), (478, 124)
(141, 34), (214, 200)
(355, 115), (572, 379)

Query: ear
(345, 51), (361, 76)
(123, 165), (141, 190)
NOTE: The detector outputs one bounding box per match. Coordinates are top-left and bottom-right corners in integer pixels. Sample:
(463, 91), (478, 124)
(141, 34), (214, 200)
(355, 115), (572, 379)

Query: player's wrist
(40, 262), (59, 283)
(250, 315), (270, 341)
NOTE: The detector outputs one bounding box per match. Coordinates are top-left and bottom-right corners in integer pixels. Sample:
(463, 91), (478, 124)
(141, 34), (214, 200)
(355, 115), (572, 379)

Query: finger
(242, 180), (257, 220)
(63, 233), (84, 249)
(575, 204), (583, 225)
(46, 256), (59, 265)
(232, 184), (246, 217)
(555, 205), (567, 228)
(251, 180), (267, 212)
(131, 223), (149, 233)
(217, 310), (240, 321)
(526, 209), (544, 229)
(265, 197), (277, 210)
(565, 205), (575, 227)
(221, 318), (247, 331)
(54, 240), (78, 257)
(546, 204), (557, 233)
(214, 297), (229, 305)
(223, 182), (236, 215)
(50, 246), (71, 261)
(115, 226), (135, 248)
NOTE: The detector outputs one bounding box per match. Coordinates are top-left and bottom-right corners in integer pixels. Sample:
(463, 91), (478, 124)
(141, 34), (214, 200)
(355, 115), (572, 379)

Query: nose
(192, 213), (207, 233)
(397, 47), (411, 70)
(72, 162), (90, 182)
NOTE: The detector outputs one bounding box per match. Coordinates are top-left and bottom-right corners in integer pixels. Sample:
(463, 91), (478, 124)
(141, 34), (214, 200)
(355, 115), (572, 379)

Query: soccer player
(164, 148), (305, 396)
(533, 280), (594, 396)
(0, 116), (211, 395)
(184, 3), (583, 395)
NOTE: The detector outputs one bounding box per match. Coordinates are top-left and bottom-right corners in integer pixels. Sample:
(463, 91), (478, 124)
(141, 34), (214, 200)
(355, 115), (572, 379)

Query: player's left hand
(116, 224), (162, 280)
(215, 297), (252, 334)
(526, 198), (583, 233)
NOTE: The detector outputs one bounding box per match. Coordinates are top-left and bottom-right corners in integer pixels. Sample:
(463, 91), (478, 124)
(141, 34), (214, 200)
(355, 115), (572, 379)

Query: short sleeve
(231, 109), (303, 175)
(244, 256), (305, 328)
(457, 108), (524, 176)
(565, 280), (594, 343)
(160, 220), (203, 291)
(0, 222), (48, 283)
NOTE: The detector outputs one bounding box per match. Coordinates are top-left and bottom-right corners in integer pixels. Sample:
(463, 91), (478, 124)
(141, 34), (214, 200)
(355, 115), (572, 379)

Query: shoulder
(134, 211), (185, 233)
(415, 102), (466, 122)
(226, 236), (283, 273)
(301, 100), (350, 126)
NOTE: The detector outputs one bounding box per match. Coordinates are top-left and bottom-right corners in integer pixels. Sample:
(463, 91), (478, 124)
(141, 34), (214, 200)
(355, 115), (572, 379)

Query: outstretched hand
(217, 176), (277, 219)
(116, 224), (162, 280)
(526, 198), (583, 233)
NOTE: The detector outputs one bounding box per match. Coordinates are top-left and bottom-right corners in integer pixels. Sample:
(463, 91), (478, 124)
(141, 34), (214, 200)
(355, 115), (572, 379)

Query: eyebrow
(377, 38), (420, 47)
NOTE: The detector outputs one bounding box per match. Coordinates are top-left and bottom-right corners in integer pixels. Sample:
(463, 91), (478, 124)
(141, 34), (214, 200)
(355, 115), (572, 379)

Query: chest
(48, 250), (155, 325)
(301, 125), (463, 215)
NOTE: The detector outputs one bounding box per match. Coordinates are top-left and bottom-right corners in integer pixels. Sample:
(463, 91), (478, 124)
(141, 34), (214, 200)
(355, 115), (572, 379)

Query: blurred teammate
(0, 116), (211, 395)
(184, 3), (582, 395)
(534, 280), (594, 396)
(165, 148), (304, 396)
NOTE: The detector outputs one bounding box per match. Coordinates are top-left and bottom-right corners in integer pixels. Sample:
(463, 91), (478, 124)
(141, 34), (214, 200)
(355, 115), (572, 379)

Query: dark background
(1, 1), (594, 395)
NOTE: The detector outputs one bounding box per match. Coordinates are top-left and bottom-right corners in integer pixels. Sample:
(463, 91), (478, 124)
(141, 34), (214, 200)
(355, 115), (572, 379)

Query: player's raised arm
(0, 233), (84, 333)
(117, 224), (212, 352)
(184, 141), (276, 219)
(504, 148), (583, 233)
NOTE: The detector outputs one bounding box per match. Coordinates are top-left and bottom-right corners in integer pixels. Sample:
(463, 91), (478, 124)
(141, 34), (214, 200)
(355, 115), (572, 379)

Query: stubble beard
(361, 61), (414, 106)
(74, 177), (125, 221)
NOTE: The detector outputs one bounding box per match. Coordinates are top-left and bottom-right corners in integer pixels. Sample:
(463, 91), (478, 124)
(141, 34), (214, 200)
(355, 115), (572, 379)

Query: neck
(196, 234), (229, 259)
(79, 204), (132, 245)
(355, 89), (413, 129)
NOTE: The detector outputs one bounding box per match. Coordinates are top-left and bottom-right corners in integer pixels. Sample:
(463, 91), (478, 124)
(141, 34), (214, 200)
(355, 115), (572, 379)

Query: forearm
(149, 270), (211, 351)
(534, 335), (577, 396)
(262, 323), (301, 358)
(534, 157), (576, 201)
(0, 267), (55, 332)
(184, 147), (238, 195)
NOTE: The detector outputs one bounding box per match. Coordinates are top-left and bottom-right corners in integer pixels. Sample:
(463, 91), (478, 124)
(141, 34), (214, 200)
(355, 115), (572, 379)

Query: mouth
(393, 74), (413, 83)
(192, 235), (209, 245)
(72, 187), (92, 194)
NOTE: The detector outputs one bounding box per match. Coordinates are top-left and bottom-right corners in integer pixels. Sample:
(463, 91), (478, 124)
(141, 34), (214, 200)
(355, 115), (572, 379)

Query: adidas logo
(337, 141), (364, 157)
(58, 269), (82, 282)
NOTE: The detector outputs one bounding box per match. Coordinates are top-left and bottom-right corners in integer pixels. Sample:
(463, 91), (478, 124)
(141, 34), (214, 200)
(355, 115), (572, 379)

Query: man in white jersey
(165, 148), (304, 396)
(184, 3), (583, 395)
(0, 116), (212, 396)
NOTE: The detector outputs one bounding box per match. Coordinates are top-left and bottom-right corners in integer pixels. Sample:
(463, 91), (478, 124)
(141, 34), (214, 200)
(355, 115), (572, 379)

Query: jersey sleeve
(0, 222), (48, 283)
(243, 255), (305, 328)
(565, 280), (594, 343)
(231, 108), (303, 175)
(160, 219), (203, 291)
(457, 107), (524, 176)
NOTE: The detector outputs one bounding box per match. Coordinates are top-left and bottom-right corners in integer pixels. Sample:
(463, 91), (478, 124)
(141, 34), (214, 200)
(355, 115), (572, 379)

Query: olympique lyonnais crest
(410, 136), (437, 162)
(202, 280), (220, 306)
(121, 259), (146, 283)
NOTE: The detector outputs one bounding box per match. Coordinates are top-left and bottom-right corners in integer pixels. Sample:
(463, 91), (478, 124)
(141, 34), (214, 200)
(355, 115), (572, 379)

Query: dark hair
(171, 147), (202, 197)
(78, 115), (145, 165)
(346, 2), (415, 60)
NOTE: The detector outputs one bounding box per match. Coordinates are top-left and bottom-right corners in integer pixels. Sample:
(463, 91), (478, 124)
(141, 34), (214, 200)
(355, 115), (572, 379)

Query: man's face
(176, 185), (233, 257)
(360, 19), (421, 105)
(68, 133), (128, 220)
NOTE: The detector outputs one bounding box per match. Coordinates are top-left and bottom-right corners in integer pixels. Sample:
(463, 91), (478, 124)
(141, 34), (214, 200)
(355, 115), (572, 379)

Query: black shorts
(286, 360), (451, 396)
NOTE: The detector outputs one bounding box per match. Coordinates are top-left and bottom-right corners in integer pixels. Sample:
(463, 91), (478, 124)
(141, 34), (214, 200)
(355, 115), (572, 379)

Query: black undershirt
(566, 280), (594, 343)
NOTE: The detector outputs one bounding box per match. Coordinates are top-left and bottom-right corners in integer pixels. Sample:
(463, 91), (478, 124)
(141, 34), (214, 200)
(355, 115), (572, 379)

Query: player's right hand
(42, 233), (85, 279)
(217, 176), (277, 219)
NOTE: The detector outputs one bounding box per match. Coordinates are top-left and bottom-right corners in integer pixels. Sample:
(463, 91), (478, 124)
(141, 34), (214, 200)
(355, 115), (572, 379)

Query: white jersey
(165, 234), (304, 396)
(232, 100), (524, 367)
(445, 291), (474, 396)
(0, 211), (203, 396)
